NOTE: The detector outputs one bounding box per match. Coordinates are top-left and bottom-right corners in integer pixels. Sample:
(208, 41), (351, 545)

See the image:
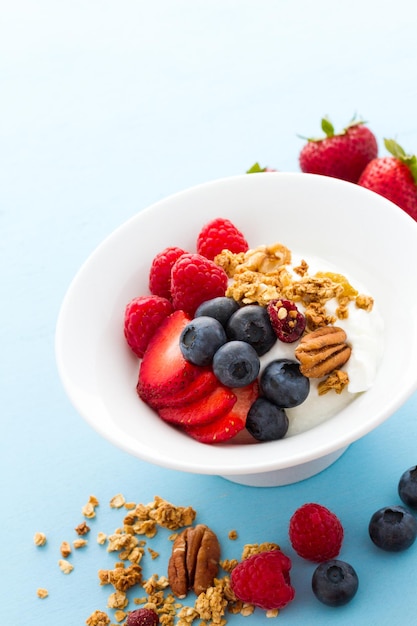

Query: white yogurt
(256, 252), (384, 437)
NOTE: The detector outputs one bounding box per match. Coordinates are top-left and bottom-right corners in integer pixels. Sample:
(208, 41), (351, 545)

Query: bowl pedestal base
(220, 446), (348, 487)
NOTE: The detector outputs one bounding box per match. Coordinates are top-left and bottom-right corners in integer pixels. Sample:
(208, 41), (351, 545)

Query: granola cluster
(34, 494), (279, 626)
(215, 243), (374, 329)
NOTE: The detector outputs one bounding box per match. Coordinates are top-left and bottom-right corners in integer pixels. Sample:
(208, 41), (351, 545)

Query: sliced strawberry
(184, 380), (259, 443)
(148, 368), (218, 409)
(137, 310), (200, 404)
(158, 384), (237, 426)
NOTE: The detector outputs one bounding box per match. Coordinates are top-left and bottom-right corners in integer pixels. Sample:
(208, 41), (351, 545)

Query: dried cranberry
(267, 299), (306, 343)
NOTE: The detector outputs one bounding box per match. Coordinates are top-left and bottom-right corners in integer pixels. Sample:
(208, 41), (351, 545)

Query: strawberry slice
(149, 368), (218, 409)
(137, 310), (201, 404)
(184, 380), (259, 443)
(158, 385), (237, 426)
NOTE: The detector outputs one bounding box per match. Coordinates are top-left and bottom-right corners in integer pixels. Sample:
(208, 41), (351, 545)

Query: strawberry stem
(246, 162), (267, 173)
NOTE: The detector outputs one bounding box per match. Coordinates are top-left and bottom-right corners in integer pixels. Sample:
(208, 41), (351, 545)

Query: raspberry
(124, 295), (173, 358)
(289, 503), (344, 562)
(170, 253), (228, 317)
(230, 550), (295, 610)
(149, 246), (187, 299)
(126, 608), (159, 626)
(196, 217), (249, 260)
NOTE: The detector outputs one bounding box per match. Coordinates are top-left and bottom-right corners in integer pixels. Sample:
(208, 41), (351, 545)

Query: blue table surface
(2, 2), (417, 625)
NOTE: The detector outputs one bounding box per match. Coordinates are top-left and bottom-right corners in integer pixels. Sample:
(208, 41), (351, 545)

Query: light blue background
(2, 2), (417, 625)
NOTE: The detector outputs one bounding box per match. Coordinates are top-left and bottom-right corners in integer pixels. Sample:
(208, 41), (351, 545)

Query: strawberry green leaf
(246, 162), (267, 174)
(384, 138), (417, 186)
(321, 117), (335, 138)
(384, 138), (406, 159)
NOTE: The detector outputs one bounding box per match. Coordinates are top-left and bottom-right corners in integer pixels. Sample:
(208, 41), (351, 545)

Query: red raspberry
(289, 503), (344, 562)
(196, 217), (249, 260)
(126, 608), (159, 626)
(124, 295), (173, 358)
(170, 253), (228, 316)
(149, 246), (187, 300)
(230, 550), (295, 610)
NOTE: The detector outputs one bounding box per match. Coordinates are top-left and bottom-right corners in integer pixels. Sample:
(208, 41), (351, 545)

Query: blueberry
(212, 340), (260, 387)
(312, 560), (359, 607)
(226, 304), (277, 356)
(368, 505), (417, 551)
(260, 359), (310, 408)
(195, 297), (240, 327)
(246, 397), (289, 441)
(398, 465), (417, 509)
(179, 316), (227, 366)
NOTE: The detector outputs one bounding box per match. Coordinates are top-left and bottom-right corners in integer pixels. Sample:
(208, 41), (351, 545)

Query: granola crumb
(37, 587), (48, 599)
(114, 610), (127, 623)
(110, 494), (126, 509)
(75, 521), (90, 536)
(85, 609), (111, 626)
(97, 532), (107, 545)
(318, 370), (350, 395)
(33, 531), (47, 546)
(148, 547), (159, 560)
(124, 501), (136, 510)
(83, 495), (100, 519)
(241, 542), (280, 560)
(74, 538), (88, 549)
(266, 608), (280, 618)
(356, 293), (374, 312)
(58, 559), (74, 574)
(107, 591), (128, 610)
(228, 530), (238, 540)
(98, 562), (142, 592)
(60, 540), (72, 557)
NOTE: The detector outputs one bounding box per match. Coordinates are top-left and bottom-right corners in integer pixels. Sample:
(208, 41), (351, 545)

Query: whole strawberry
(230, 549), (295, 610)
(299, 117), (378, 183)
(358, 139), (417, 221)
(289, 502), (344, 562)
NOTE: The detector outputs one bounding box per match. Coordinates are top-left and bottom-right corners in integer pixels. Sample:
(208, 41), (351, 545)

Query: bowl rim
(55, 172), (417, 476)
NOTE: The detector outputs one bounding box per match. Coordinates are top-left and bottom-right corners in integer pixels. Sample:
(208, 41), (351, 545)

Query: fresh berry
(170, 253), (228, 316)
(180, 317), (227, 366)
(137, 310), (201, 405)
(368, 505), (417, 552)
(148, 368), (218, 409)
(312, 559), (359, 607)
(230, 549), (295, 610)
(124, 295), (173, 358)
(184, 380), (259, 443)
(226, 304), (277, 356)
(195, 296), (240, 327)
(260, 359), (310, 408)
(358, 139), (417, 221)
(196, 217), (249, 261)
(212, 340), (260, 388)
(289, 503), (344, 562)
(267, 299), (306, 343)
(299, 117), (378, 183)
(157, 384), (236, 426)
(148, 246), (187, 299)
(398, 465), (417, 509)
(126, 608), (159, 626)
(245, 397), (289, 441)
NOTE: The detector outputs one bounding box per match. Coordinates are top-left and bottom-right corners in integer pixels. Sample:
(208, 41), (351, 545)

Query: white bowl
(55, 173), (417, 487)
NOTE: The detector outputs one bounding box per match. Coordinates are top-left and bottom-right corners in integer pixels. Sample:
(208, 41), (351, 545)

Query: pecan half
(294, 326), (351, 378)
(168, 524), (220, 598)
